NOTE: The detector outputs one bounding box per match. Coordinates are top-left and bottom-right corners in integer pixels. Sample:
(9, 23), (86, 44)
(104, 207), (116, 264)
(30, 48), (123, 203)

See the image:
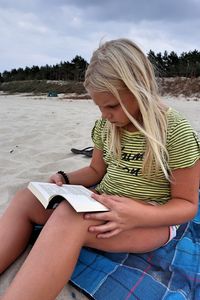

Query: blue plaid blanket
(71, 191), (200, 299)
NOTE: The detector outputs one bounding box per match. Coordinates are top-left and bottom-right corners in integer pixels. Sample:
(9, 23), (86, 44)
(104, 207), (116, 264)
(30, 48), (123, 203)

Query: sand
(0, 93), (199, 299)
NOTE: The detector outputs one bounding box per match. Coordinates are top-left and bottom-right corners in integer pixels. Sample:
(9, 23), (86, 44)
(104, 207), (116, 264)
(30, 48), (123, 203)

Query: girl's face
(90, 90), (141, 131)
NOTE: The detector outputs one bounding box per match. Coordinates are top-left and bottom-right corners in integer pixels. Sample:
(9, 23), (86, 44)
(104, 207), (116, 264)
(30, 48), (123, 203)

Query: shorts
(165, 224), (179, 245)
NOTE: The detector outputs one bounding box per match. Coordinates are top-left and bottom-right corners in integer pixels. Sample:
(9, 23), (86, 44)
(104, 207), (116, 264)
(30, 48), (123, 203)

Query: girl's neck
(124, 112), (142, 132)
(123, 123), (139, 132)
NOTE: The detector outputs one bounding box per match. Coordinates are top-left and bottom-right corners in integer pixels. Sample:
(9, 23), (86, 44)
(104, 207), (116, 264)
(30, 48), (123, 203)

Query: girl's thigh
(43, 201), (169, 253)
(85, 226), (169, 253)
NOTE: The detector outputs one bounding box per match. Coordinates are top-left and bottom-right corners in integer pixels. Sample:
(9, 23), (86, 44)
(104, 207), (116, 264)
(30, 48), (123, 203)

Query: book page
(32, 182), (62, 198)
(60, 185), (93, 197)
(29, 182), (108, 212)
(59, 185), (108, 212)
(34, 183), (93, 198)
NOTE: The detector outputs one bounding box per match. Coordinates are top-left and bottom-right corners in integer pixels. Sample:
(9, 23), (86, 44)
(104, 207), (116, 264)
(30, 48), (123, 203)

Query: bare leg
(1, 202), (89, 300)
(1, 201), (169, 300)
(0, 188), (53, 273)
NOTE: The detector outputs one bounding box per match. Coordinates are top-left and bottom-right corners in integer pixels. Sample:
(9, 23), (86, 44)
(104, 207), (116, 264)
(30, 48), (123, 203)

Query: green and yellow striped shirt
(92, 108), (200, 204)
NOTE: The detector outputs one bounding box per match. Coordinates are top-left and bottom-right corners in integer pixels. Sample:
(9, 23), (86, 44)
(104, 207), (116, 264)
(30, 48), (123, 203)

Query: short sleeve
(167, 117), (200, 170)
(91, 119), (107, 150)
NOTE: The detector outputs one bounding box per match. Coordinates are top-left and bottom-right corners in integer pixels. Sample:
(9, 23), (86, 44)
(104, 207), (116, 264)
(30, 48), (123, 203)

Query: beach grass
(0, 80), (86, 95)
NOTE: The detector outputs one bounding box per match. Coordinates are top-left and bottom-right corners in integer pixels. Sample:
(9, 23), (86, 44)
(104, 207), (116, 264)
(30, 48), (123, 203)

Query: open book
(28, 182), (109, 212)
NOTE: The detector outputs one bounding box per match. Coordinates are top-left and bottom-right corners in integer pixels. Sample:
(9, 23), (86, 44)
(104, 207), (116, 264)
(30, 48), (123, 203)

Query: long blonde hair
(84, 38), (169, 179)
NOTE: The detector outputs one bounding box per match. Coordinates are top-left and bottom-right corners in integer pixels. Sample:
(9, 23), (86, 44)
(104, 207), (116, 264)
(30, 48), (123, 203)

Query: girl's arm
(137, 159), (200, 227)
(49, 147), (107, 187)
(85, 159), (200, 238)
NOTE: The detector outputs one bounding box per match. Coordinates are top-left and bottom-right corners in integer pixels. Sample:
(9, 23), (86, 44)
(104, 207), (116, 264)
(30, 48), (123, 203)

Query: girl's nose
(101, 108), (111, 120)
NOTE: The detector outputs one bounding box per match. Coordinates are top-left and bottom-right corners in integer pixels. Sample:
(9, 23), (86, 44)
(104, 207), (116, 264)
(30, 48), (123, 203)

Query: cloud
(60, 0), (200, 22)
(0, 0), (200, 72)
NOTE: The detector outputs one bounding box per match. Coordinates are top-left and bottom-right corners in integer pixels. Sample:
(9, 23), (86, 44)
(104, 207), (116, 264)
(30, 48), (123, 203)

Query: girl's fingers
(84, 211), (112, 221)
(89, 222), (116, 233)
(48, 176), (54, 183)
(91, 193), (117, 209)
(97, 228), (121, 239)
(49, 174), (63, 185)
(56, 180), (63, 186)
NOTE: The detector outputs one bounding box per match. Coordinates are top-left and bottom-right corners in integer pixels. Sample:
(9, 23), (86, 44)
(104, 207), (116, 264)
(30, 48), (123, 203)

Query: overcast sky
(0, 0), (200, 72)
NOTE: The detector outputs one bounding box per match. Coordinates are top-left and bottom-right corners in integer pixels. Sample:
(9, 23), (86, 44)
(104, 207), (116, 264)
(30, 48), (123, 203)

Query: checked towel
(70, 191), (200, 299)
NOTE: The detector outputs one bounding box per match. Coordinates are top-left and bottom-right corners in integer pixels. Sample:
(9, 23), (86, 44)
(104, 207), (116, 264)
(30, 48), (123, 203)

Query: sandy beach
(0, 93), (199, 299)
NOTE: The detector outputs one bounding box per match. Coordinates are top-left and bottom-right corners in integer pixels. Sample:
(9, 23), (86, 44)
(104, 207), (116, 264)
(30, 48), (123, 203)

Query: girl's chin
(109, 121), (128, 128)
(112, 121), (126, 125)
(110, 122), (121, 126)
(110, 121), (138, 132)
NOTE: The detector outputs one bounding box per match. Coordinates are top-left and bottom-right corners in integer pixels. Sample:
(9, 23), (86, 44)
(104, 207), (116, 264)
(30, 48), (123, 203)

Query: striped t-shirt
(91, 108), (200, 204)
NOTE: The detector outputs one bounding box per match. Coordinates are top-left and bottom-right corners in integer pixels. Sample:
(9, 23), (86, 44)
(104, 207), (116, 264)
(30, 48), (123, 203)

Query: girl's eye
(108, 104), (119, 109)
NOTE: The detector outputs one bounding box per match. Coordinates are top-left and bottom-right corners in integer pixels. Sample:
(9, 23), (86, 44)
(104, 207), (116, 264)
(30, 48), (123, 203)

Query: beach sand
(0, 93), (199, 299)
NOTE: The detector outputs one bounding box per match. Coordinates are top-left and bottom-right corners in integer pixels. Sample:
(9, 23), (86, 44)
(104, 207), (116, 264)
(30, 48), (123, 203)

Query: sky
(0, 0), (200, 73)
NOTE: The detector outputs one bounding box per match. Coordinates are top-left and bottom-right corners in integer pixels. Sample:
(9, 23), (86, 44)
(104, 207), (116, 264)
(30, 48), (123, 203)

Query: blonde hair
(84, 38), (170, 179)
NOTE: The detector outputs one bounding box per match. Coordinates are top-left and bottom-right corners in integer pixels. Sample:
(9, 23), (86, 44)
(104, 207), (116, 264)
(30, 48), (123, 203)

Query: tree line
(148, 50), (200, 77)
(0, 49), (200, 83)
(0, 55), (88, 83)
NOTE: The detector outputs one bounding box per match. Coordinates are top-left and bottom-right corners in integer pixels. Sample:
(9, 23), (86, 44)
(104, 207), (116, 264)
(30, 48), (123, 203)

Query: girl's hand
(84, 193), (144, 238)
(48, 173), (65, 186)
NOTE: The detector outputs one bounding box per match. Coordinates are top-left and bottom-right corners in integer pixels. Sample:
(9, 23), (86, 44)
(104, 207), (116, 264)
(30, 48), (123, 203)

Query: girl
(0, 38), (200, 300)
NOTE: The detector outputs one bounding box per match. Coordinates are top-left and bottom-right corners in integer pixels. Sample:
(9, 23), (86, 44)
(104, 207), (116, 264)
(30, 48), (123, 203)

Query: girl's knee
(43, 202), (90, 241)
(9, 188), (31, 210)
(9, 188), (52, 224)
(11, 188), (40, 212)
(49, 201), (82, 225)
(12, 188), (35, 203)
